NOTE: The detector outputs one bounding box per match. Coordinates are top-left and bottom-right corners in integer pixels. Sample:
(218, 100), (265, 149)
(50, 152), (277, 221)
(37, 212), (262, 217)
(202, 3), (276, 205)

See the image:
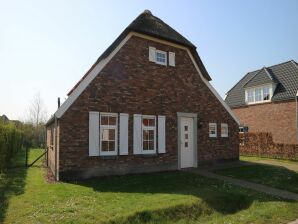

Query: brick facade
(49, 35), (239, 180)
(232, 100), (297, 144)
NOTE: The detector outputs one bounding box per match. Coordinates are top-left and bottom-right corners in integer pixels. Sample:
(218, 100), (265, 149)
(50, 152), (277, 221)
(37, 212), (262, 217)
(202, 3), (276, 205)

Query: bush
(0, 121), (24, 170)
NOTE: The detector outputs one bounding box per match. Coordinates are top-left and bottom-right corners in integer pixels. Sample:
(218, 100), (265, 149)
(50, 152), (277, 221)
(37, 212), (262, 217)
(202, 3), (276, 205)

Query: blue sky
(1, 0), (297, 120)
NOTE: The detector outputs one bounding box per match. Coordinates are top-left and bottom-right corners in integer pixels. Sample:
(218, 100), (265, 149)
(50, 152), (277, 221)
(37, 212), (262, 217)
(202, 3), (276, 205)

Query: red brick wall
(57, 35), (239, 179)
(240, 132), (298, 160)
(233, 101), (297, 144)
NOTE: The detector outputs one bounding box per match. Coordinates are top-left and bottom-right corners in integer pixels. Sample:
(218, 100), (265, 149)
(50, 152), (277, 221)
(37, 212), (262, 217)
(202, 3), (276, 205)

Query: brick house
(225, 60), (298, 145)
(46, 10), (239, 181)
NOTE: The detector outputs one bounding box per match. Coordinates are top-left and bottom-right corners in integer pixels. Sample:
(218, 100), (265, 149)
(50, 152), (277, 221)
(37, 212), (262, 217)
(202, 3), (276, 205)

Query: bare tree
(26, 92), (48, 126)
(25, 92), (48, 147)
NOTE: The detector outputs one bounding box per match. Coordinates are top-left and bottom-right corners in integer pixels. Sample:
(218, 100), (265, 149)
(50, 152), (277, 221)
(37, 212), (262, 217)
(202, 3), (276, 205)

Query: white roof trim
(54, 31), (239, 125)
(186, 50), (240, 125)
(132, 32), (239, 125)
(54, 33), (133, 118)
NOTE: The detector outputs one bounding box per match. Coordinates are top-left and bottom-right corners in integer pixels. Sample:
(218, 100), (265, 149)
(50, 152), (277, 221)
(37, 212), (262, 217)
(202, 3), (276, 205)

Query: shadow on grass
(69, 170), (293, 224)
(214, 162), (298, 194)
(0, 150), (28, 223)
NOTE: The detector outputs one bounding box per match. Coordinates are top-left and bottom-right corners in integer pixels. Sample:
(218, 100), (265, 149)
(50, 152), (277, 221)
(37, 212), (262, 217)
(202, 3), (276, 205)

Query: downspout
(45, 126), (48, 167)
(54, 116), (58, 181)
(296, 91), (298, 144)
(54, 97), (60, 181)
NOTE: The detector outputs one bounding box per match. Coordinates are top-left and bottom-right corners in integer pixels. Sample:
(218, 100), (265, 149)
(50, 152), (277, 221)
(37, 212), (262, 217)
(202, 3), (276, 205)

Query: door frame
(177, 112), (198, 169)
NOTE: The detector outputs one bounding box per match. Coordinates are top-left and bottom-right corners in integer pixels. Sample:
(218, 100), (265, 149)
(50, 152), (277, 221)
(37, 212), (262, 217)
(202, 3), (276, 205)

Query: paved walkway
(288, 219), (298, 224)
(187, 168), (298, 201)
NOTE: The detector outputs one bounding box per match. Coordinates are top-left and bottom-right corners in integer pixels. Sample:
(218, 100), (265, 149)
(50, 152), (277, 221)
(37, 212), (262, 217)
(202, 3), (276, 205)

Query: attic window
(155, 50), (167, 65)
(149, 47), (175, 66)
(245, 85), (273, 104)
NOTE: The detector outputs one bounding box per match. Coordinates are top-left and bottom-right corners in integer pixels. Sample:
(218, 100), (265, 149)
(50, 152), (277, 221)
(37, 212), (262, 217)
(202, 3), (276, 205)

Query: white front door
(180, 117), (194, 168)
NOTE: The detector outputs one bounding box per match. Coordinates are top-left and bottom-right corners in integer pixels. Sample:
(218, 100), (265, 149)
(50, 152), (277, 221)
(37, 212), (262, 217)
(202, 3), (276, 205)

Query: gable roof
(48, 10), (239, 125)
(225, 60), (298, 108)
(243, 67), (277, 88)
(67, 10), (211, 96)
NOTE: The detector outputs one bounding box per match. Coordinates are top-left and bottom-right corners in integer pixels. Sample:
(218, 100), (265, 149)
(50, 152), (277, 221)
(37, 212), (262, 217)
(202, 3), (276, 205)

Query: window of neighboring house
(245, 85), (272, 104)
(155, 50), (167, 65)
(263, 86), (270, 100)
(239, 126), (249, 133)
(100, 113), (118, 156)
(247, 89), (254, 103)
(209, 123), (217, 138)
(255, 87), (262, 101)
(142, 115), (156, 154)
(221, 123), (228, 137)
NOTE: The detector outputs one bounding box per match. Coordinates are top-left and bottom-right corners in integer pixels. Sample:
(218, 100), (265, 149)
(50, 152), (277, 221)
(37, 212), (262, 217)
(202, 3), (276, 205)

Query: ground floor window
(221, 123), (228, 137)
(142, 115), (156, 154)
(100, 113), (118, 156)
(209, 123), (217, 138)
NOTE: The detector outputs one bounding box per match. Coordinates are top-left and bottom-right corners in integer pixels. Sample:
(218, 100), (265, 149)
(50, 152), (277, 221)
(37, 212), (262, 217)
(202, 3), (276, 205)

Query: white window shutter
(119, 113), (129, 155)
(133, 114), (142, 154)
(158, 116), (166, 153)
(169, 52), (175, 67)
(149, 46), (156, 62)
(89, 111), (99, 156)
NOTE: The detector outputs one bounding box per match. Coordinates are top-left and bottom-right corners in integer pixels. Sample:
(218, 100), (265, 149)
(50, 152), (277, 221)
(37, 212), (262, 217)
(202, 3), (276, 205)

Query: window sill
(100, 155), (118, 160)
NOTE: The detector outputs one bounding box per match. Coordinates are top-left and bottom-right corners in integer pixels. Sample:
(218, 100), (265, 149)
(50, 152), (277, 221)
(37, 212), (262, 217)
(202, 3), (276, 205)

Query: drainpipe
(54, 116), (58, 181)
(296, 91), (298, 144)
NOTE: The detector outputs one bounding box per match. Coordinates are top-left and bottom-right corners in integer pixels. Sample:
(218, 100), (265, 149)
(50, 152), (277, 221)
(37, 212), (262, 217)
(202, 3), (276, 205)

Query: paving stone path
(187, 168), (298, 201)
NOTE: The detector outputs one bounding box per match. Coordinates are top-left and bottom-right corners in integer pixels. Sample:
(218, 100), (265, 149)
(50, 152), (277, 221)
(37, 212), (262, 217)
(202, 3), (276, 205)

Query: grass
(215, 158), (298, 194)
(240, 155), (298, 164)
(0, 149), (298, 224)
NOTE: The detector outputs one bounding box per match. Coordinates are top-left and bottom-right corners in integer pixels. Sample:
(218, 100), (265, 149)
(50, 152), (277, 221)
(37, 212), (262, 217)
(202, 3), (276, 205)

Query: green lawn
(1, 149), (298, 224)
(215, 158), (298, 194)
(240, 156), (298, 165)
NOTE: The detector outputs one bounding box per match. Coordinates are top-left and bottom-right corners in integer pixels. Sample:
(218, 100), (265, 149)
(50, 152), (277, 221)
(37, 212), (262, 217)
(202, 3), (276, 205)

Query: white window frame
(155, 50), (167, 66)
(221, 123), (228, 137)
(245, 84), (273, 105)
(209, 123), (217, 138)
(141, 115), (156, 154)
(100, 112), (118, 156)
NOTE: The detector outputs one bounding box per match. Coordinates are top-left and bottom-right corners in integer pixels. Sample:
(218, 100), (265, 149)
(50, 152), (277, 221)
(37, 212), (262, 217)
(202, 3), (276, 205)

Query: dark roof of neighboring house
(225, 60), (298, 108)
(243, 67), (277, 88)
(0, 114), (9, 122)
(67, 10), (211, 96)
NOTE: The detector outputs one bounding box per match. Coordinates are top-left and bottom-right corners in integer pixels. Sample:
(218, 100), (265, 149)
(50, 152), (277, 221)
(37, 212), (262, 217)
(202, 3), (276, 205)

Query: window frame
(155, 50), (167, 66)
(221, 123), (228, 137)
(209, 123), (217, 138)
(99, 112), (118, 156)
(141, 115), (156, 154)
(245, 84), (273, 105)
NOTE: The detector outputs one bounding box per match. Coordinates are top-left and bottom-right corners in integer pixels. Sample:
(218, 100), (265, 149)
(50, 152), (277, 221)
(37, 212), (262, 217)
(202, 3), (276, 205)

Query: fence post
(25, 146), (28, 167)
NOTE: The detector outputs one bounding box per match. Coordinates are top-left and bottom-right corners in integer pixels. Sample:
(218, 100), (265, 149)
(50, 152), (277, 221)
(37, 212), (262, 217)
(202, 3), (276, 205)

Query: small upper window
(155, 50), (167, 65)
(209, 123), (217, 138)
(221, 123), (228, 137)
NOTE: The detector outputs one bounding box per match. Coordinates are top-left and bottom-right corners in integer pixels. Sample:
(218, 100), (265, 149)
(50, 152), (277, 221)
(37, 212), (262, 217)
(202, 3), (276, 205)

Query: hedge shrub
(0, 122), (23, 170)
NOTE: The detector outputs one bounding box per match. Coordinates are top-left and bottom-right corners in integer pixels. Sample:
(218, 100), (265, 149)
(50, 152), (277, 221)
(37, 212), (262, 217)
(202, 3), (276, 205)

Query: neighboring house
(46, 10), (239, 181)
(0, 115), (9, 123)
(225, 60), (298, 144)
